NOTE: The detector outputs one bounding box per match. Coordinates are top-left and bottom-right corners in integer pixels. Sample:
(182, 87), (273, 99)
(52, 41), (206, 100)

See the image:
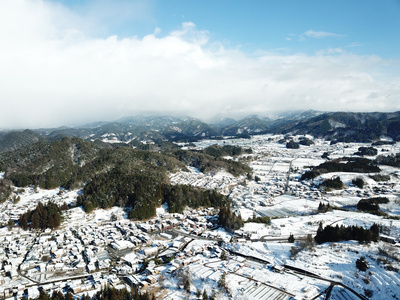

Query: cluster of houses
(169, 167), (241, 195)
(0, 201), (224, 299)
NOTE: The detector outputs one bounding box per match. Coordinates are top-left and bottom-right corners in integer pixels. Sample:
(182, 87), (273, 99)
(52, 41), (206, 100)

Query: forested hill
(0, 137), (250, 220)
(0, 129), (43, 153)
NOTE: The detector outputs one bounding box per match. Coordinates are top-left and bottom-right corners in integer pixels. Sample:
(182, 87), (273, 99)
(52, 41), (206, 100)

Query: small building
(273, 265), (284, 273)
(143, 246), (158, 257)
(146, 275), (157, 284)
(380, 235), (397, 244)
(125, 275), (141, 287)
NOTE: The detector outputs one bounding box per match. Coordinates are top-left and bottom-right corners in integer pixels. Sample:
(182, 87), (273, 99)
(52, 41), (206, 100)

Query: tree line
(315, 223), (379, 244)
(31, 287), (155, 300)
(301, 157), (380, 181)
(245, 213), (271, 225)
(203, 144), (252, 158)
(376, 152), (400, 168)
(357, 197), (389, 212)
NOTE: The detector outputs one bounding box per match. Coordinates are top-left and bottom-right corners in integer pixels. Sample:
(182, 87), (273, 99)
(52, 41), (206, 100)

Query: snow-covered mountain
(1, 111), (400, 152)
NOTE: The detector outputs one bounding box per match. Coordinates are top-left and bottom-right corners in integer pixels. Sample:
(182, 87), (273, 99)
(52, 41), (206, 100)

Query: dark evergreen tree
(202, 290), (209, 300)
(288, 233), (295, 243)
(286, 140), (300, 149)
(218, 206), (243, 232)
(60, 202), (69, 211)
(320, 177), (343, 190)
(19, 213), (28, 230)
(352, 177), (365, 188)
(370, 223), (380, 242)
(356, 256), (369, 271)
(354, 147), (378, 156)
(31, 211), (40, 230)
(318, 202), (332, 213)
(50, 291), (64, 300)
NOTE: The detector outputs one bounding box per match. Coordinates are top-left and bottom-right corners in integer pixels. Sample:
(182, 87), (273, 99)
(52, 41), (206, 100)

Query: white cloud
(288, 30), (344, 41)
(0, 0), (399, 129)
(153, 27), (161, 35)
(346, 42), (364, 48)
(304, 30), (343, 38)
(316, 47), (345, 55)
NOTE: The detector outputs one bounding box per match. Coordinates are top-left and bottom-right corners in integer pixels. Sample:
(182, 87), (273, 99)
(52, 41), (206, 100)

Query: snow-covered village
(2, 0), (400, 299)
(0, 134), (399, 300)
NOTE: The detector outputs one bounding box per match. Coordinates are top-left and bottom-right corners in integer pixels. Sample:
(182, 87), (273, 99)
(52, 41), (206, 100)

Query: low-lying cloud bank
(1, 0), (399, 129)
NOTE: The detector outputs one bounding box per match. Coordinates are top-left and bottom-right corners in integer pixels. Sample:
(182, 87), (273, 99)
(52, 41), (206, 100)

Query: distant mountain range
(1, 110), (399, 153)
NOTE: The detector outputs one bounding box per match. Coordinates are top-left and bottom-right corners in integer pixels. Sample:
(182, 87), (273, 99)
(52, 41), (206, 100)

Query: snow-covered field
(293, 241), (400, 300)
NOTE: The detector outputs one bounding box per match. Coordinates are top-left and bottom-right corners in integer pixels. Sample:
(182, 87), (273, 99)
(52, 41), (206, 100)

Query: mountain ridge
(1, 111), (400, 153)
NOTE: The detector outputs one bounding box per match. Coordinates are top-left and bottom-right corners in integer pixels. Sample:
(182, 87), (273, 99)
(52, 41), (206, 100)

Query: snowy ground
(292, 241), (400, 300)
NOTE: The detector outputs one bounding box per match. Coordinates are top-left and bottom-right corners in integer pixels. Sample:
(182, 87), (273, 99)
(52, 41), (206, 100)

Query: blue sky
(53, 0), (400, 58)
(164, 0), (400, 58)
(0, 0), (399, 128)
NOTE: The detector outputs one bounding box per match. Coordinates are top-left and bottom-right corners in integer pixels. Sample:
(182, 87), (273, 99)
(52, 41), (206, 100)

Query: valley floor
(1, 134), (400, 299)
